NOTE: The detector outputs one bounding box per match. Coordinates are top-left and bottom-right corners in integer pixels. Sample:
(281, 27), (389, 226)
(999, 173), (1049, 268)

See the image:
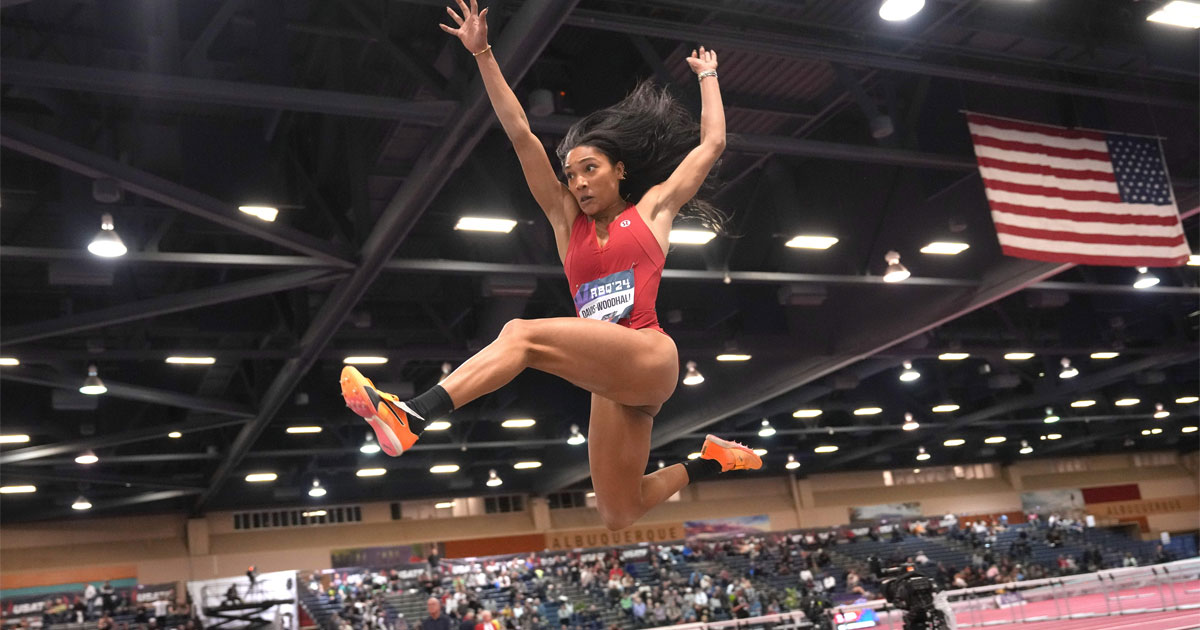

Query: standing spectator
(85, 583), (99, 617)
(421, 598), (450, 630)
(102, 582), (116, 615)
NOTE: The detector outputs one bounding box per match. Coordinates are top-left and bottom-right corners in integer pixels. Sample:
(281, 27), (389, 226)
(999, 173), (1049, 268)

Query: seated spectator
(915, 550), (930, 565)
(1122, 552), (1139, 567)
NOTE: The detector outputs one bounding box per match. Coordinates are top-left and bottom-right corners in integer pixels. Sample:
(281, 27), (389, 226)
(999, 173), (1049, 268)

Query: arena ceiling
(0, 0), (1197, 522)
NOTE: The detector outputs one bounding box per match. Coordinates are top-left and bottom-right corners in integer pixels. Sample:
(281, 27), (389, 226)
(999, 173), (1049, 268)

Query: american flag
(965, 112), (1190, 267)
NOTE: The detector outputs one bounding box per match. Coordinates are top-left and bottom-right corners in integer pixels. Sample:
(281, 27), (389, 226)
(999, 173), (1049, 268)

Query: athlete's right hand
(440, 0), (489, 55)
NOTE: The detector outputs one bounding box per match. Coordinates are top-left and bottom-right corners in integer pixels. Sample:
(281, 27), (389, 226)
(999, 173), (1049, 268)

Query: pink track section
(954, 580), (1200, 629)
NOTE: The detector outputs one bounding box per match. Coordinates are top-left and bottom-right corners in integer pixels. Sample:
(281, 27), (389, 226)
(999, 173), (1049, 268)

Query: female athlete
(341, 0), (761, 531)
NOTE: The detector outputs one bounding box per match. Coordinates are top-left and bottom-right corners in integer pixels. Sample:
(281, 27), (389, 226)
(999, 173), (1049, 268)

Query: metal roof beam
(192, 0), (582, 513)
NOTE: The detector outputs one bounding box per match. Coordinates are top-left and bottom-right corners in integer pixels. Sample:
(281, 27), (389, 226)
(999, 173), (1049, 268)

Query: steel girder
(191, 0), (582, 512)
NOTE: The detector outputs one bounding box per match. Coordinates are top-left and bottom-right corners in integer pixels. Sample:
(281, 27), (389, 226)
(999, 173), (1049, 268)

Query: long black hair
(555, 81), (728, 234)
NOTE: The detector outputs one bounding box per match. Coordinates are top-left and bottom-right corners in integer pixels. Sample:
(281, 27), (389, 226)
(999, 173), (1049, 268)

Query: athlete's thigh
(521, 317), (679, 407)
(587, 394), (653, 502)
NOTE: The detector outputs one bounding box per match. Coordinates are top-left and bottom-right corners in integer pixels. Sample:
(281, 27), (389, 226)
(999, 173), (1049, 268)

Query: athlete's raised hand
(440, 0), (490, 55)
(686, 46), (718, 75)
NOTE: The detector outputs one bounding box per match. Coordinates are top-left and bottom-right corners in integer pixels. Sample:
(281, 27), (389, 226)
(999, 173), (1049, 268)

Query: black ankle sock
(682, 457), (723, 484)
(403, 384), (454, 433)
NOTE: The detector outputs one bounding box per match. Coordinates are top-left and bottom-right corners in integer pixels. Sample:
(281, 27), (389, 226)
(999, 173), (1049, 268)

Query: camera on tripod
(878, 565), (954, 630)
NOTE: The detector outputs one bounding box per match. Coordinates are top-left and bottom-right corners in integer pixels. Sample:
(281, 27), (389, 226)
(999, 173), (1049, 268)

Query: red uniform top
(563, 203), (666, 335)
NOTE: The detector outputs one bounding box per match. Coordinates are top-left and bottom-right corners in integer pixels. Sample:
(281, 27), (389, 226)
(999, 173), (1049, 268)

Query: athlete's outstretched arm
(441, 0), (576, 255)
(646, 47), (726, 221)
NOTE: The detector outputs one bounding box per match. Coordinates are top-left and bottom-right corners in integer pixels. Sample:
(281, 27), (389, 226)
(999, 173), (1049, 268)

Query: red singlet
(563, 203), (667, 335)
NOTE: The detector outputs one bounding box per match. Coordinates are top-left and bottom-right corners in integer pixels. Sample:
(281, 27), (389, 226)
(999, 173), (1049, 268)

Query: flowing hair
(555, 81), (728, 234)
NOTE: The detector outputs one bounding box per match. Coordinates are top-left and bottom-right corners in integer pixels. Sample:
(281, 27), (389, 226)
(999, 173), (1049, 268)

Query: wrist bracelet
(697, 70), (717, 82)
(472, 44), (492, 57)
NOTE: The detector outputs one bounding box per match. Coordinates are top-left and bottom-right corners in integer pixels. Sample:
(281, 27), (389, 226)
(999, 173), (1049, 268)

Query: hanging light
(658, 460), (665, 469)
(882, 250), (910, 283)
(360, 434), (381, 455)
(1154, 403), (1169, 419)
(79, 364), (107, 395)
(1133, 267), (1160, 289)
(758, 419), (776, 437)
(682, 361), (705, 385)
(899, 361), (921, 382)
(915, 447), (930, 461)
(309, 479), (327, 498)
(1019, 440), (1033, 455)
(87, 213), (128, 257)
(439, 362), (453, 383)
(879, 0), (925, 21)
(1043, 407), (1060, 424)
(486, 469), (503, 487)
(567, 424), (586, 445)
(785, 454), (800, 470)
(901, 413), (919, 431)
(72, 495), (93, 510)
(75, 450), (99, 465)
(1059, 358), (1079, 379)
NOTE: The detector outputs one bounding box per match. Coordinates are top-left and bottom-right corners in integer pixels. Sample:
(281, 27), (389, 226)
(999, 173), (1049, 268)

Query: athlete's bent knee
(596, 499), (637, 531)
(498, 318), (534, 355)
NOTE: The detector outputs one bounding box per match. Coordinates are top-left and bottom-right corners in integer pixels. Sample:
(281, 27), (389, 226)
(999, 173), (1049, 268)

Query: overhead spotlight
(429, 464), (460, 474)
(75, 450), (99, 465)
(309, 479), (327, 498)
(1175, 396), (1198, 404)
(1147, 1), (1200, 29)
(984, 436), (1006, 444)
(785, 454), (800, 470)
(425, 421), (452, 431)
(1046, 433), (1062, 440)
(915, 447), (930, 461)
(758, 420), (776, 437)
(1133, 267), (1160, 289)
(238, 205), (279, 222)
(501, 418), (536, 429)
(0, 485), (37, 494)
(435, 501), (457, 509)
(1058, 358), (1079, 379)
(1151, 427), (1163, 435)
(360, 434), (382, 455)
(1043, 407), (1060, 424)
(87, 213), (128, 257)
(1019, 440), (1033, 455)
(882, 250), (910, 282)
(668, 229), (717, 245)
(286, 426), (322, 434)
(854, 406), (883, 416)
(0, 434), (31, 444)
(357, 468), (387, 477)
(658, 460), (665, 469)
(567, 424), (586, 445)
(899, 361), (921, 382)
(1154, 403), (1169, 419)
(785, 235), (838, 249)
(1114, 398), (1140, 407)
(716, 353), (752, 362)
(486, 469), (503, 487)
(513, 461), (542, 469)
(943, 438), (965, 447)
(682, 361), (705, 386)
(454, 217), (517, 233)
(1183, 426), (1198, 433)
(931, 403), (960, 413)
(165, 356), (216, 365)
(245, 472), (278, 482)
(919, 242), (969, 255)
(1004, 352), (1035, 361)
(439, 362), (453, 383)
(687, 452), (702, 460)
(901, 413), (920, 431)
(1090, 351), (1120, 360)
(71, 495), (93, 511)
(938, 352), (970, 361)
(343, 356), (387, 365)
(814, 445), (839, 453)
(753, 448), (768, 456)
(0, 358), (20, 366)
(793, 409), (822, 418)
(168, 431), (182, 439)
(879, 0), (925, 22)
(1071, 399), (1096, 408)
(79, 364), (107, 395)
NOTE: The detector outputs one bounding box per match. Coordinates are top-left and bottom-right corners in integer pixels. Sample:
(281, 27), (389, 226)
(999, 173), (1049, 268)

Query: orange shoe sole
(339, 366), (417, 457)
(701, 434), (762, 472)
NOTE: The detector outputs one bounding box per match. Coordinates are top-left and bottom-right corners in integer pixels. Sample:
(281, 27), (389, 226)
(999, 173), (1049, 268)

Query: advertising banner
(1, 578), (137, 627)
(848, 502), (922, 522)
(683, 515), (771, 538)
(1020, 489), (1084, 514)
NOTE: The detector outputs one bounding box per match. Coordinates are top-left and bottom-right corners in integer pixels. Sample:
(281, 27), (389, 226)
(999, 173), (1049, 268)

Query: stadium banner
(330, 542), (443, 569)
(1080, 484), (1141, 504)
(545, 522), (684, 550)
(683, 515), (771, 538)
(848, 502), (921, 522)
(443, 534), (546, 559)
(1, 578), (137, 625)
(1089, 495), (1199, 518)
(1020, 489), (1084, 514)
(134, 582), (179, 605)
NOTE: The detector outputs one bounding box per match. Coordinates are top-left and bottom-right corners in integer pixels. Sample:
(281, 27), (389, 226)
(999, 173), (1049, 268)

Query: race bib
(574, 269), (635, 323)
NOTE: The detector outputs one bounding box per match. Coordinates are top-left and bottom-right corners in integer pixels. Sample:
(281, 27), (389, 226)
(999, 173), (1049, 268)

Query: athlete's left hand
(686, 46), (718, 74)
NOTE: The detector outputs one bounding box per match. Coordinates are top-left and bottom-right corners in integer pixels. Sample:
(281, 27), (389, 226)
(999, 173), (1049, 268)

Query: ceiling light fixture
(0, 358), (19, 366)
(425, 420), (452, 431)
(0, 485), (36, 494)
(302, 510), (327, 518)
(501, 418), (536, 429)
(1071, 399), (1096, 408)
(168, 431), (182, 439)
(356, 468), (387, 477)
(682, 361), (705, 386)
(342, 356), (387, 365)
(879, 0), (925, 21)
(938, 352), (970, 361)
(854, 406), (883, 416)
(439, 361), (453, 383)
(454, 217), (517, 233)
(899, 361), (921, 382)
(715, 353), (752, 362)
(245, 472), (278, 483)
(753, 448), (768, 456)
(1004, 352), (1035, 361)
(1189, 254), (1200, 266)
(360, 434), (381, 454)
(1043, 407), (1060, 424)
(0, 434), (31, 444)
(793, 409), (822, 418)
(429, 464), (460, 474)
(984, 436), (1006, 444)
(88, 213), (128, 257)
(75, 450), (99, 465)
(513, 461), (542, 469)
(687, 452), (702, 460)
(915, 447), (930, 461)
(785, 454), (800, 470)
(435, 501), (457, 509)
(1090, 351), (1120, 360)
(902, 413), (919, 431)
(1154, 403), (1169, 419)
(1114, 398), (1140, 407)
(286, 426), (322, 434)
(165, 356), (216, 365)
(1133, 267), (1160, 289)
(1175, 396), (1198, 404)
(309, 479), (327, 498)
(1147, 1), (1200, 28)
(814, 445), (839, 453)
(1019, 440), (1033, 455)
(919, 241), (970, 255)
(486, 469), (503, 487)
(785, 235), (839, 249)
(1059, 358), (1079, 379)
(567, 424), (587, 445)
(668, 229), (717, 245)
(758, 419), (776, 437)
(943, 438), (965, 447)
(1182, 426), (1198, 433)
(931, 404), (960, 413)
(1045, 433), (1062, 440)
(79, 364), (107, 395)
(882, 250), (911, 282)
(71, 495), (93, 511)
(238, 205), (279, 222)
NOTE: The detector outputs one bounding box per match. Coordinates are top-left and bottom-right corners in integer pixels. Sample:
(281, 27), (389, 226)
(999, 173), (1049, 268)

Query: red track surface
(952, 580), (1200, 629)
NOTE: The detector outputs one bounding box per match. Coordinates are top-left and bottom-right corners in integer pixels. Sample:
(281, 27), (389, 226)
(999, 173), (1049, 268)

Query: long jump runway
(954, 580), (1200, 629)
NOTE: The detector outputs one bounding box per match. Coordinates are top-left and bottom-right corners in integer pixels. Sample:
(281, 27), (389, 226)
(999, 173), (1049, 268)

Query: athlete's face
(563, 145), (625, 216)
